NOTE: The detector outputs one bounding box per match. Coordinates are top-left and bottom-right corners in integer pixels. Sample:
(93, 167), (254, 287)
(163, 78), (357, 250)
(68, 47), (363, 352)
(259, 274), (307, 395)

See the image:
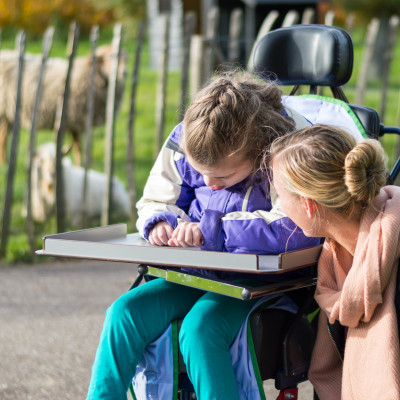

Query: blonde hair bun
(344, 140), (387, 204)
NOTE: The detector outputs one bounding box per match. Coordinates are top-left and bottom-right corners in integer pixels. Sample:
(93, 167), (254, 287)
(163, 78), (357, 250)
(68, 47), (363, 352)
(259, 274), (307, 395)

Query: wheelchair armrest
(281, 290), (318, 376)
(275, 311), (317, 390)
(348, 104), (381, 140)
(250, 308), (295, 380)
(250, 287), (318, 384)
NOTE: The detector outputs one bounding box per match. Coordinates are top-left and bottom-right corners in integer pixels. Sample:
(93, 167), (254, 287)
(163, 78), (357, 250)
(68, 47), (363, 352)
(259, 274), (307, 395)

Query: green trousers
(86, 278), (260, 400)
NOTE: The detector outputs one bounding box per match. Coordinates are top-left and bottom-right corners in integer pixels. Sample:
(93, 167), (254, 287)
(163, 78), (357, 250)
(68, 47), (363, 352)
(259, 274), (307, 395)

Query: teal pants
(86, 278), (260, 400)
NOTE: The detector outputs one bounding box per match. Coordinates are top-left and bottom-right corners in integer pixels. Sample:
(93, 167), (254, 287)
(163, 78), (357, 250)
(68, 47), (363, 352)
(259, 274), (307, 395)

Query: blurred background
(0, 0), (399, 264)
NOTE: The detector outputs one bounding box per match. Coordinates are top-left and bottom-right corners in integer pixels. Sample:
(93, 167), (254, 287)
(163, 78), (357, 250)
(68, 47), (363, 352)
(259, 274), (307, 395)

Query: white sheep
(29, 142), (131, 227)
(0, 45), (126, 164)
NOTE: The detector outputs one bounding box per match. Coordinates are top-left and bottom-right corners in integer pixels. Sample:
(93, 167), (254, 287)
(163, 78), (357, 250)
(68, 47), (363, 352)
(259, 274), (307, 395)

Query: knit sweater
(308, 185), (400, 400)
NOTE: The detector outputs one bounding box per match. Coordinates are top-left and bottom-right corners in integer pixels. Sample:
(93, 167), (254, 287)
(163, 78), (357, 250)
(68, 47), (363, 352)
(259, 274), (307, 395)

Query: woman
(268, 124), (400, 399)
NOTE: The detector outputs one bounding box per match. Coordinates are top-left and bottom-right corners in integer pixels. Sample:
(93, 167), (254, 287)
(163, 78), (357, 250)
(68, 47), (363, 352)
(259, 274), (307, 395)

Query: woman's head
(269, 125), (388, 224)
(182, 70), (295, 175)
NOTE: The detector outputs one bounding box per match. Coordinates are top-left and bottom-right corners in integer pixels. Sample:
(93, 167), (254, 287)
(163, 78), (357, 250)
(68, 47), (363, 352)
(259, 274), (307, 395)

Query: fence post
(102, 23), (123, 227)
(190, 35), (205, 100)
(247, 10), (279, 71)
(26, 26), (54, 255)
(356, 18), (380, 105)
(301, 8), (315, 24)
(154, 14), (170, 157)
(244, 4), (256, 61)
(228, 8), (243, 64)
(345, 13), (356, 36)
(282, 10), (299, 27)
(179, 12), (196, 121)
(127, 21), (146, 229)
(81, 25), (99, 228)
(324, 10), (335, 26)
(204, 6), (219, 81)
(380, 15), (399, 121)
(55, 21), (79, 233)
(0, 31), (26, 258)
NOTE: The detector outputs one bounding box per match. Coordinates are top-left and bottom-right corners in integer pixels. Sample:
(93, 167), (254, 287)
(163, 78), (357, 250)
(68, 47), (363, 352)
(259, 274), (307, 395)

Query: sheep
(0, 45), (126, 165)
(28, 142), (131, 227)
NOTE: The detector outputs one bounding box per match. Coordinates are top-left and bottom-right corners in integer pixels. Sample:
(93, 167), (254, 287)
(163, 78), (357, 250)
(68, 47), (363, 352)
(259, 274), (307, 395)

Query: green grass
(1, 25), (400, 264)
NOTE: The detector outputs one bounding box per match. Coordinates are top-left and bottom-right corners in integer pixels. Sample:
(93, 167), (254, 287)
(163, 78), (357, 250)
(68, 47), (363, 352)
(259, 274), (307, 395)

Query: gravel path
(0, 259), (313, 399)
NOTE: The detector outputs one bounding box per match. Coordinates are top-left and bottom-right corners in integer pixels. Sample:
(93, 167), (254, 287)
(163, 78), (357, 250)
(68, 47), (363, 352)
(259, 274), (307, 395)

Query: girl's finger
(192, 227), (204, 247)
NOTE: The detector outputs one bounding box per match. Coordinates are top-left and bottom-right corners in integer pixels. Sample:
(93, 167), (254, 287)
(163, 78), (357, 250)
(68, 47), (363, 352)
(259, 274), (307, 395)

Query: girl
(269, 124), (400, 399)
(86, 71), (319, 400)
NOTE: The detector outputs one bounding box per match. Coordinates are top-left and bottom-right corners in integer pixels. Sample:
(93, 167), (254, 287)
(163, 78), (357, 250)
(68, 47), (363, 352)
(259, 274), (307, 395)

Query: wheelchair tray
(37, 224), (321, 300)
(37, 224), (322, 274)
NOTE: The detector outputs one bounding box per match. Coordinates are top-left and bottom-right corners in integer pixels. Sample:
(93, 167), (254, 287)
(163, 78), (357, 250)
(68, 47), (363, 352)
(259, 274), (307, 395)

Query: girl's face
(272, 157), (316, 237)
(187, 152), (253, 190)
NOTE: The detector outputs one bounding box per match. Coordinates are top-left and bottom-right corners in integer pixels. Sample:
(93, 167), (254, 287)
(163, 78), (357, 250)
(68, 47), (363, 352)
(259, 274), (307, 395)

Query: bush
(0, 0), (116, 37)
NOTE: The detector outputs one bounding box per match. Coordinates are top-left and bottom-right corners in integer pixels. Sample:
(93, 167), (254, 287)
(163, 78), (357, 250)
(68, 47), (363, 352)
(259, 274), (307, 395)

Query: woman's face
(272, 157), (317, 237)
(187, 152), (253, 190)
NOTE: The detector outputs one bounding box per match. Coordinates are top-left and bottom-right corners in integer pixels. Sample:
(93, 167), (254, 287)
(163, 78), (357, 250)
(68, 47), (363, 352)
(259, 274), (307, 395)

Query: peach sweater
(308, 186), (400, 400)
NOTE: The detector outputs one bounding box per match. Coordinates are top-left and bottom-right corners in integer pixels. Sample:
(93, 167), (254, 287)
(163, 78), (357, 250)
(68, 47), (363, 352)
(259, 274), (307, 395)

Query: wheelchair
(130, 24), (400, 400)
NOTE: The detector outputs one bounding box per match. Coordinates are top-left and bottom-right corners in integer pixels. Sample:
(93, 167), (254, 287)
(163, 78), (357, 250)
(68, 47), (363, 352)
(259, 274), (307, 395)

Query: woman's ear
(302, 197), (316, 219)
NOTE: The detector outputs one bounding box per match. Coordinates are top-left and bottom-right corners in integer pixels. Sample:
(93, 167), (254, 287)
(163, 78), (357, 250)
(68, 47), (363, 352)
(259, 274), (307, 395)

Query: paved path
(0, 260), (313, 399)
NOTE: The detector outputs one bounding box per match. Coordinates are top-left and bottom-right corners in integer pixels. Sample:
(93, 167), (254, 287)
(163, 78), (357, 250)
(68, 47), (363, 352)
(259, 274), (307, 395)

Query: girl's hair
(182, 70), (295, 169)
(268, 124), (388, 216)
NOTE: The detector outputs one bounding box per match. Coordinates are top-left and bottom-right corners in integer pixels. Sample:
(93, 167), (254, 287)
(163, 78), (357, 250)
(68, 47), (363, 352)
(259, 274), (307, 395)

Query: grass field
(0, 24), (400, 263)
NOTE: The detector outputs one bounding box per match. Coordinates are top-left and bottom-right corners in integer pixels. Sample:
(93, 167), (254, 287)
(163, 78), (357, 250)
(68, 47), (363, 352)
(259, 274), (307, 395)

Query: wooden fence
(0, 7), (400, 261)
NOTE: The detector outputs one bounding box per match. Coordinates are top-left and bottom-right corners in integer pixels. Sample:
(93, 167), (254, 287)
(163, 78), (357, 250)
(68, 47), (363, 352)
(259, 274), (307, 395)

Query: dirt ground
(0, 259), (313, 399)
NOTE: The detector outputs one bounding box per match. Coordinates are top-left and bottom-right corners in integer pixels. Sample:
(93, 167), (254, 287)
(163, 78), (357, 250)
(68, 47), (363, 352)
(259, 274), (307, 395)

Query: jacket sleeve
(199, 185), (320, 254)
(136, 135), (194, 240)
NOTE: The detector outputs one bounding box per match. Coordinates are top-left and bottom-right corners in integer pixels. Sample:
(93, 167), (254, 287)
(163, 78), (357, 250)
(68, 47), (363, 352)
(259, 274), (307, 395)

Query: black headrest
(253, 24), (353, 87)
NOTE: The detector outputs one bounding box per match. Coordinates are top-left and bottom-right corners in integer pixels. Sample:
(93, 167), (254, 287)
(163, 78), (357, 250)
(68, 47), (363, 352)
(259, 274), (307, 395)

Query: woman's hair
(268, 124), (388, 216)
(182, 70), (295, 169)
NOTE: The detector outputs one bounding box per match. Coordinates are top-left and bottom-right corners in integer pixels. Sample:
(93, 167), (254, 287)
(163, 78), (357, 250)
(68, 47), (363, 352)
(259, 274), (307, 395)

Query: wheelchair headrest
(253, 24), (353, 87)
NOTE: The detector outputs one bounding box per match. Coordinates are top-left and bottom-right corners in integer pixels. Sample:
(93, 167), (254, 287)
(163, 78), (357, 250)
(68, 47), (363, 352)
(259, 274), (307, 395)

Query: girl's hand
(148, 221), (174, 246)
(168, 222), (204, 247)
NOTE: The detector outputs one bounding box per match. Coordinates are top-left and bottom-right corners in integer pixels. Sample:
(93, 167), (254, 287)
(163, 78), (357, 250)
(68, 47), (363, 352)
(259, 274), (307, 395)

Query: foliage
(333, 0), (399, 20)
(88, 0), (146, 39)
(0, 0), (116, 36)
(91, 0), (146, 20)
